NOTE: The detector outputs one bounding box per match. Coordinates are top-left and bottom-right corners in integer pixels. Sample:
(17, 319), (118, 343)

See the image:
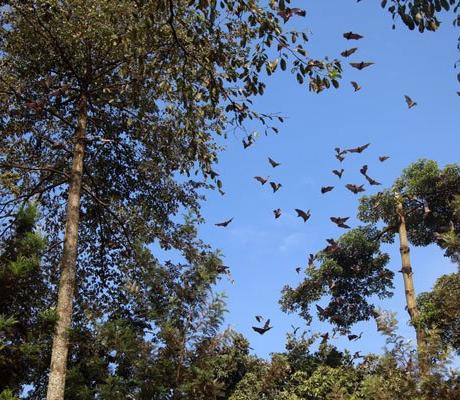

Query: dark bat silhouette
(347, 332), (363, 341)
(350, 61), (374, 70)
(335, 147), (347, 155)
(330, 217), (350, 229)
(321, 186), (334, 194)
(346, 143), (370, 153)
(404, 95), (417, 108)
(215, 218), (233, 227)
(255, 315), (264, 323)
(252, 319), (272, 335)
(359, 165), (368, 175)
(332, 169), (344, 178)
(324, 238), (339, 253)
(277, 7), (306, 23)
(292, 325), (300, 335)
(295, 266), (302, 274)
(320, 332), (329, 342)
(273, 208), (282, 219)
(343, 31), (364, 40)
(379, 156), (390, 162)
(336, 153), (346, 162)
(270, 182), (282, 192)
(268, 157), (281, 168)
(351, 81), (361, 91)
(364, 175), (381, 186)
(341, 47), (358, 57)
(345, 184), (365, 194)
(242, 137), (253, 149)
(254, 176), (268, 185)
(295, 208), (311, 222)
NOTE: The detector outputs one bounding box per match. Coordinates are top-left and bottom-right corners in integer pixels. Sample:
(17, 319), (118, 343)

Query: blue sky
(194, 1), (459, 361)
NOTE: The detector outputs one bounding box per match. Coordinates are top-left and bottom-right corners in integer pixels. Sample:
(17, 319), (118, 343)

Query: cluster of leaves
(281, 227), (393, 333)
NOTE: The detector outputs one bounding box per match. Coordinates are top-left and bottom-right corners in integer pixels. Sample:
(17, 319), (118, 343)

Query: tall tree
(282, 160), (459, 374)
(0, 1), (341, 398)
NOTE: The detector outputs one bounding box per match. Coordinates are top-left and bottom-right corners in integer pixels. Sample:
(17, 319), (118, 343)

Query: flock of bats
(215, 26), (418, 337)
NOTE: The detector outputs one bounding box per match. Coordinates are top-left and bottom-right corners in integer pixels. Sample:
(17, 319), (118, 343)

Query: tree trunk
(396, 199), (428, 375)
(46, 95), (88, 400)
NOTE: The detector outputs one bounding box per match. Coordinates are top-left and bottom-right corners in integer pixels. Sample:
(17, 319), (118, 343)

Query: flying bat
(215, 218), (233, 227)
(335, 147), (347, 155)
(321, 186), (334, 194)
(273, 208), (282, 219)
(252, 319), (272, 335)
(255, 315), (264, 323)
(341, 47), (358, 57)
(350, 62), (374, 70)
(379, 156), (390, 162)
(364, 175), (381, 186)
(346, 143), (370, 153)
(277, 7), (306, 23)
(332, 169), (344, 178)
(242, 137), (253, 149)
(295, 266), (302, 274)
(343, 31), (364, 40)
(324, 238), (339, 253)
(254, 176), (268, 185)
(336, 153), (346, 162)
(268, 157), (281, 168)
(347, 332), (363, 341)
(351, 81), (361, 91)
(345, 184), (365, 194)
(404, 95), (417, 108)
(295, 208), (311, 222)
(359, 165), (368, 175)
(330, 217), (350, 229)
(270, 182), (282, 192)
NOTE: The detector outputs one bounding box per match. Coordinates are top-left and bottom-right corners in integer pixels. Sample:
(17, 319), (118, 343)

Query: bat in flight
(270, 182), (282, 192)
(341, 47), (358, 57)
(350, 62), (374, 70)
(295, 208), (311, 222)
(364, 174), (381, 186)
(324, 238), (339, 253)
(330, 216), (350, 229)
(254, 176), (268, 185)
(351, 81), (361, 92)
(268, 157), (281, 168)
(295, 266), (302, 274)
(404, 95), (417, 109)
(252, 319), (272, 335)
(321, 186), (334, 194)
(347, 332), (363, 341)
(345, 184), (365, 194)
(343, 31), (364, 40)
(332, 169), (344, 178)
(273, 208), (282, 219)
(242, 137), (253, 149)
(215, 218), (233, 227)
(277, 7), (306, 23)
(379, 155), (390, 162)
(359, 165), (368, 175)
(346, 143), (370, 153)
(255, 315), (264, 323)
(336, 153), (346, 162)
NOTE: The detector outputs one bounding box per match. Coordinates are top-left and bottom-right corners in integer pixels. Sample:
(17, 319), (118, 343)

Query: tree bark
(46, 95), (88, 400)
(396, 199), (428, 375)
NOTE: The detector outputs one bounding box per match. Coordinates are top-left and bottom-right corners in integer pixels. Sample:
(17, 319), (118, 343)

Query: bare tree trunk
(396, 199), (428, 376)
(46, 95), (88, 400)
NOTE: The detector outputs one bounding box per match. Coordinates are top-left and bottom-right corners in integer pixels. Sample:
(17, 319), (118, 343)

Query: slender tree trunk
(46, 95), (88, 400)
(396, 199), (428, 375)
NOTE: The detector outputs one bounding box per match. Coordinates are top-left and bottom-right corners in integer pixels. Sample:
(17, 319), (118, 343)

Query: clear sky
(182, 1), (459, 361)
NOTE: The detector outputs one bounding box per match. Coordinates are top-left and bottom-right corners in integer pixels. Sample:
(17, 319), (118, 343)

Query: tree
(417, 272), (460, 354)
(0, 1), (341, 398)
(0, 204), (52, 398)
(282, 160), (459, 375)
